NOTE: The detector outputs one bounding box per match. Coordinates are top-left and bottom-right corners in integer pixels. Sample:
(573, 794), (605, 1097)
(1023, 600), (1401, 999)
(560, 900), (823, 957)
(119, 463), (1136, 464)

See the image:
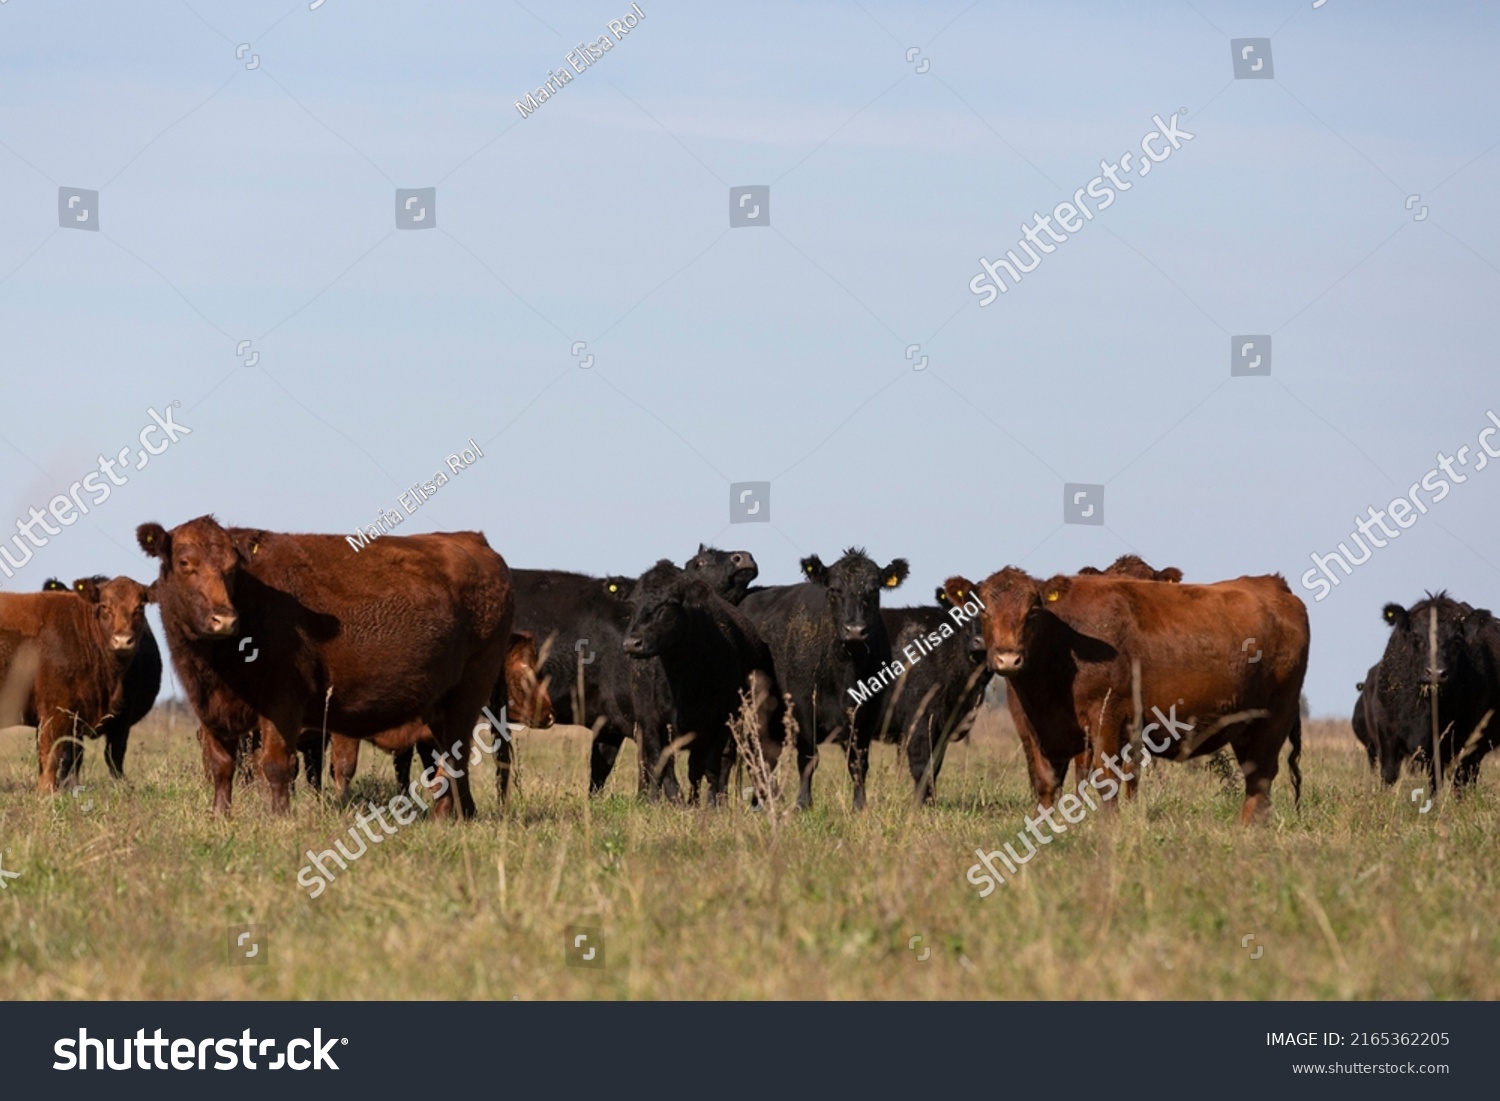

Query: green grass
(0, 709), (1495, 1000)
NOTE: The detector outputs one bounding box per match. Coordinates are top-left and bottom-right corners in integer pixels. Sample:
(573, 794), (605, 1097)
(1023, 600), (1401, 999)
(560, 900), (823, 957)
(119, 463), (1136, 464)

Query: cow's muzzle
(989, 651), (1024, 675)
(840, 624), (868, 643)
(109, 634), (138, 654)
(622, 636), (647, 656)
(205, 611), (238, 637)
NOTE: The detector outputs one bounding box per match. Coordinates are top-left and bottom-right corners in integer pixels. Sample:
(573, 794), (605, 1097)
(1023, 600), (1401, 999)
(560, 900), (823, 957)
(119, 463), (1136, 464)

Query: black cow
(878, 586), (991, 804)
(512, 546), (757, 800)
(622, 561), (783, 805)
(740, 548), (908, 809)
(1349, 663), (1381, 769)
(42, 576), (163, 780)
(1372, 594), (1499, 789)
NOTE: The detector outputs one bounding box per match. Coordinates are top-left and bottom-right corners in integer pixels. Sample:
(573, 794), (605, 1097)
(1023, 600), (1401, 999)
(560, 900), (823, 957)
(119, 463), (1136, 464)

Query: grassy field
(0, 705), (1496, 1000)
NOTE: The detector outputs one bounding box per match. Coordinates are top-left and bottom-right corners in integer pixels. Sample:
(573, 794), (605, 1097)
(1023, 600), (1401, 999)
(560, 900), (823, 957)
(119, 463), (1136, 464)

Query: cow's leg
(199, 726), (240, 815)
(794, 707), (818, 810)
(685, 740), (706, 806)
(102, 720), (129, 780)
(392, 746), (413, 790)
(906, 719), (935, 805)
(430, 660), (498, 819)
(637, 720), (671, 801)
(1452, 751), (1483, 793)
(656, 725), (683, 802)
(489, 709), (515, 806)
(36, 711), (87, 794)
(707, 734), (731, 807)
(1232, 722), (1282, 825)
(589, 725), (627, 795)
(846, 732), (871, 811)
(329, 735), (359, 799)
(300, 732), (325, 794)
(34, 713), (61, 793)
(258, 715), (300, 815)
(1071, 751), (1090, 791)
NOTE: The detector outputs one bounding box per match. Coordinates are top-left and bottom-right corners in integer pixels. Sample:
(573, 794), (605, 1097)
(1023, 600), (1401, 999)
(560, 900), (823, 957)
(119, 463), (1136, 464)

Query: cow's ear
(137, 522), (170, 559)
(42, 578), (68, 592)
(1078, 566), (1102, 575)
(935, 586), (951, 608)
(1463, 608), (1494, 642)
(75, 578), (102, 604)
(942, 576), (975, 607)
(145, 581), (160, 605)
(234, 530), (268, 562)
(603, 576), (632, 599)
(1045, 577), (1072, 604)
(801, 555), (828, 584)
(1158, 567), (1184, 583)
(1382, 603), (1408, 630)
(508, 630), (539, 664)
(881, 559), (909, 590)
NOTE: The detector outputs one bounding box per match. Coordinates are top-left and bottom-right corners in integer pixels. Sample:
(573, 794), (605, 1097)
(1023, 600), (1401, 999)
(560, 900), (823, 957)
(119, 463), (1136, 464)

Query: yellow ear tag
(608, 584), (618, 593)
(885, 576), (898, 587)
(1046, 591), (1060, 602)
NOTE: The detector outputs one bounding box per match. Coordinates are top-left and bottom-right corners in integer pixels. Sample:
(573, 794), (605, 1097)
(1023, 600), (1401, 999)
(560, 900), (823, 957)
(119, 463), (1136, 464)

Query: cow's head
(1097, 554), (1182, 583)
(137, 516), (262, 639)
(935, 584), (986, 665)
(504, 630), (554, 728)
(685, 544), (758, 604)
(90, 576), (151, 656)
(622, 560), (692, 659)
(1374, 594), (1494, 784)
(44, 575), (150, 656)
(944, 567), (1044, 676)
(801, 548), (907, 646)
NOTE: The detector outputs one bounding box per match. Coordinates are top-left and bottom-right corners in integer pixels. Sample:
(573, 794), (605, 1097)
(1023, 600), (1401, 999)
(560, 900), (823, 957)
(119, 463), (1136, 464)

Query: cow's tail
(1288, 716), (1303, 810)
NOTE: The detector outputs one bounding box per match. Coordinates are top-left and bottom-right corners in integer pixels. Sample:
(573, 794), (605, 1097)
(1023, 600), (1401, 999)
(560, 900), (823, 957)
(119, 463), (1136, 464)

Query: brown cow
(944, 568), (1307, 823)
(326, 630), (554, 801)
(0, 578), (151, 791)
(138, 516), (513, 818)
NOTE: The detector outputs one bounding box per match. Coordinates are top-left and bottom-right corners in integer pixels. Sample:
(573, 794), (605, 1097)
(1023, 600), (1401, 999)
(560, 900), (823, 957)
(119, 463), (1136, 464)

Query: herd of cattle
(1, 515), (1497, 822)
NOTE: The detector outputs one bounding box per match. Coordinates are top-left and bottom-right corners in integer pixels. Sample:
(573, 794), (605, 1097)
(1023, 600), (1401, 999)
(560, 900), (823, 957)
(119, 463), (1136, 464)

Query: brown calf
(0, 578), (151, 790)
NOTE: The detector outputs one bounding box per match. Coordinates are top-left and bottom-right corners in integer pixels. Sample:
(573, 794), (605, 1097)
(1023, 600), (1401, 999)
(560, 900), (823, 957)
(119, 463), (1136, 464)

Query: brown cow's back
(1050, 573), (1308, 758)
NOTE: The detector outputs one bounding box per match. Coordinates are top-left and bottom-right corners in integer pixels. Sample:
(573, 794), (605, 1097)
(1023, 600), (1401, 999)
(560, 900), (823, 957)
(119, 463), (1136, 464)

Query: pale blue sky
(2, 0), (1497, 712)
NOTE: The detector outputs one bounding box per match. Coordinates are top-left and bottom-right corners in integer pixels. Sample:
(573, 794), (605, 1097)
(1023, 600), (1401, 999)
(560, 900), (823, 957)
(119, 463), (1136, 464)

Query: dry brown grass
(0, 706), (1495, 1000)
